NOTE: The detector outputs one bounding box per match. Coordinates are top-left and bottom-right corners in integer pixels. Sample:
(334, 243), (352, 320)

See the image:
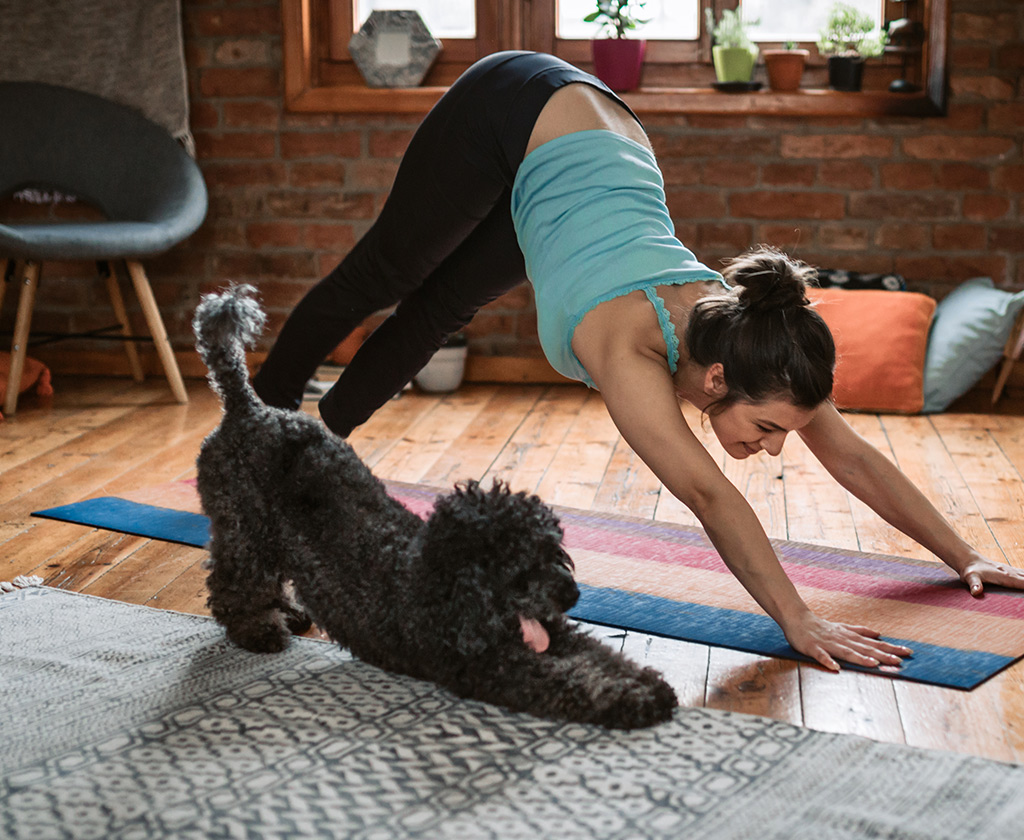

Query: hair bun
(724, 246), (816, 312)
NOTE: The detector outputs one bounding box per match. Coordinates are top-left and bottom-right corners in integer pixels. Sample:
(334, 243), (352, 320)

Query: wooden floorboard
(3, 375), (1023, 763)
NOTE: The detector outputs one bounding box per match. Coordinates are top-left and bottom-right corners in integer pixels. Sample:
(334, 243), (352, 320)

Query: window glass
(742, 0), (882, 43)
(557, 0), (700, 41)
(355, 0), (475, 39)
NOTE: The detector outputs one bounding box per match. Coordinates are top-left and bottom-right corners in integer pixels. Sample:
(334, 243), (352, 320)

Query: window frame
(282, 0), (949, 117)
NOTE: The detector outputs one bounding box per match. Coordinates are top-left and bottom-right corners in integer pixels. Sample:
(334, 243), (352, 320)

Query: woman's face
(707, 398), (818, 460)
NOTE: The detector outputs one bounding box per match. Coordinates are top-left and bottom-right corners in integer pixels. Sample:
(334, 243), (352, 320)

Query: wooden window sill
(284, 83), (945, 118)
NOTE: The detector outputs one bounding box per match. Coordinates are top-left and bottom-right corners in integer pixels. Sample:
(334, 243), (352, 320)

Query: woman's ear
(703, 363), (728, 398)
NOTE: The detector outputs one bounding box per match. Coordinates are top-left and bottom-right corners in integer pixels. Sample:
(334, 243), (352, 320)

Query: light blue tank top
(511, 130), (725, 388)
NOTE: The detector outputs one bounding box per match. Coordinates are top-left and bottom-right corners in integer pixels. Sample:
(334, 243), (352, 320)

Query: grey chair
(0, 81), (207, 414)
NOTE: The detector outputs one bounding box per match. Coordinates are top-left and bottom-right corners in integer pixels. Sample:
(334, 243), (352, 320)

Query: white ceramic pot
(414, 345), (468, 393)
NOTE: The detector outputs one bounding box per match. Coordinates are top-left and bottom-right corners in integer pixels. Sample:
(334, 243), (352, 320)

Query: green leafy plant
(585, 0), (650, 39)
(704, 7), (756, 50)
(817, 2), (889, 57)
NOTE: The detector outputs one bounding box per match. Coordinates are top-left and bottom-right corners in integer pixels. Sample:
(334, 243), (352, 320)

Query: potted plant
(705, 7), (759, 86)
(817, 2), (889, 91)
(414, 332), (468, 393)
(585, 0), (650, 92)
(763, 40), (810, 92)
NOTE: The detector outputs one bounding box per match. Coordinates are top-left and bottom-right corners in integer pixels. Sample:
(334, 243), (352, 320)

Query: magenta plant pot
(591, 38), (646, 92)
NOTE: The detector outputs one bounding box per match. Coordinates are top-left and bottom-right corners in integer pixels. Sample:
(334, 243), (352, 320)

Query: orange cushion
(807, 288), (936, 414)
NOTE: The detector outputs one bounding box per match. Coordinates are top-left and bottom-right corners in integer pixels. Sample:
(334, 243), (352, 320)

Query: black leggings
(252, 51), (638, 437)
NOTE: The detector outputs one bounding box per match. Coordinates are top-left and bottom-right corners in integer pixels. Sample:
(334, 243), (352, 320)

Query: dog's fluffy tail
(193, 284), (266, 415)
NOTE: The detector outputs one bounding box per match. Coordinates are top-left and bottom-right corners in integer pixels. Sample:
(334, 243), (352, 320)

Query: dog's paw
(597, 675), (678, 730)
(282, 605), (313, 636)
(227, 620), (291, 654)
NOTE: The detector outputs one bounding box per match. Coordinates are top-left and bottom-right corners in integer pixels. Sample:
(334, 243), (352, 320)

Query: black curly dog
(193, 286), (677, 729)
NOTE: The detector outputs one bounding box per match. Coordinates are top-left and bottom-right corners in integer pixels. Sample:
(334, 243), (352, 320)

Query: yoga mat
(32, 481), (1024, 689)
(5, 586), (1023, 840)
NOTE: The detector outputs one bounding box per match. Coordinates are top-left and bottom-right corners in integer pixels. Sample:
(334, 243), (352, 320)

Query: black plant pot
(827, 55), (865, 91)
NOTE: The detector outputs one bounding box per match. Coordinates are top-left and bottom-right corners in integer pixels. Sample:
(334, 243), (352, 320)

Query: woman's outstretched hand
(958, 556), (1024, 597)
(783, 612), (913, 672)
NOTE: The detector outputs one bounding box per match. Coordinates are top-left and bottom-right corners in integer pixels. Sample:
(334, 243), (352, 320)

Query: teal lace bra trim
(643, 286), (680, 374)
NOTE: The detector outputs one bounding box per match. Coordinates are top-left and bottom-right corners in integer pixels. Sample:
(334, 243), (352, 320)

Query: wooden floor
(3, 376), (1024, 764)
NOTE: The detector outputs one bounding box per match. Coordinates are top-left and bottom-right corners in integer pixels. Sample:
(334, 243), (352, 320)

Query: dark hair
(685, 246), (835, 412)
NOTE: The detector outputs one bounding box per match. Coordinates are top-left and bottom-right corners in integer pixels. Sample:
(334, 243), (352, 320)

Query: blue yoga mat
(31, 492), (1024, 689)
(33, 497), (210, 548)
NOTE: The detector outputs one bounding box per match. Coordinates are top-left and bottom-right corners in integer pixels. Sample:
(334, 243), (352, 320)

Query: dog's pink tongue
(519, 616), (549, 653)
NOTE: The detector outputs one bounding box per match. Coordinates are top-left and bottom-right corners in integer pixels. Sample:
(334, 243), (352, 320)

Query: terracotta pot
(591, 38), (646, 92)
(763, 49), (809, 92)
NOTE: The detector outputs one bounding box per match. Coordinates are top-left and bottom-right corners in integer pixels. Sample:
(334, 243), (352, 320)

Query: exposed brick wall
(2, 0), (1021, 364)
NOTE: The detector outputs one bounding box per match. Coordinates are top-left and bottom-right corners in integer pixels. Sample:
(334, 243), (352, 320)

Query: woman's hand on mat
(958, 556), (1024, 597)
(784, 613), (913, 672)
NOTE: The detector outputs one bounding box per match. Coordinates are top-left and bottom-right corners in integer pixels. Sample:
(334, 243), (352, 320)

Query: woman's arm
(798, 401), (1024, 595)
(588, 349), (910, 670)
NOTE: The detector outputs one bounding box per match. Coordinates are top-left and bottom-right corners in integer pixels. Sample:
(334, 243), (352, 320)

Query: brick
(465, 313), (516, 340)
(938, 163), (991, 190)
(963, 194), (1012, 221)
(246, 222), (304, 249)
(756, 225), (808, 250)
(819, 161), (874, 189)
(989, 104), (1024, 132)
(761, 163), (816, 187)
(995, 42), (1024, 71)
(701, 161), (759, 187)
(951, 44), (993, 70)
(369, 130), (414, 158)
(281, 132), (361, 159)
(902, 135), (1015, 161)
(687, 115), (749, 130)
(952, 13), (1017, 44)
(730, 191), (845, 220)
(190, 7), (281, 37)
(653, 134), (775, 158)
(928, 103), (986, 132)
(880, 162), (936, 190)
(201, 162), (287, 189)
(213, 39), (273, 66)
(780, 134), (894, 159)
(933, 224), (987, 250)
(195, 131), (276, 160)
(223, 101), (279, 129)
(848, 193), (957, 220)
(190, 102), (220, 130)
(250, 280), (313, 311)
(875, 223), (930, 251)
(485, 285), (533, 311)
(951, 75), (1016, 100)
(664, 189), (727, 219)
(895, 255), (1008, 284)
(818, 225), (871, 250)
(264, 191), (376, 220)
(658, 161), (702, 186)
(697, 223), (753, 252)
(304, 223), (358, 251)
(991, 226), (1023, 251)
(200, 67), (279, 98)
(288, 162), (348, 189)
(349, 160), (399, 190)
(993, 165), (1024, 192)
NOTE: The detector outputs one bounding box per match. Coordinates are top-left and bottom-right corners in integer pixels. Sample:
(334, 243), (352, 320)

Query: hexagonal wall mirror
(349, 10), (442, 88)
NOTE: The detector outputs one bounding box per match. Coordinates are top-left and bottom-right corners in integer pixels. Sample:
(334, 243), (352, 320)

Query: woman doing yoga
(253, 52), (1024, 671)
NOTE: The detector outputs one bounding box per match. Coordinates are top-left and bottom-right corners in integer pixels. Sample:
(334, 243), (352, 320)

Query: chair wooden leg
(100, 261), (145, 383)
(5, 260), (41, 416)
(124, 260), (188, 404)
(992, 310), (1024, 405)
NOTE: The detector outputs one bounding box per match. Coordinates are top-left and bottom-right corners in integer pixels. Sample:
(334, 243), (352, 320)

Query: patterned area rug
(32, 481), (1024, 689)
(2, 586), (1023, 840)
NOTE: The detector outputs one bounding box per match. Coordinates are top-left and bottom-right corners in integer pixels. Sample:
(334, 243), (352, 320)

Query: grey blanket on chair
(0, 0), (191, 146)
